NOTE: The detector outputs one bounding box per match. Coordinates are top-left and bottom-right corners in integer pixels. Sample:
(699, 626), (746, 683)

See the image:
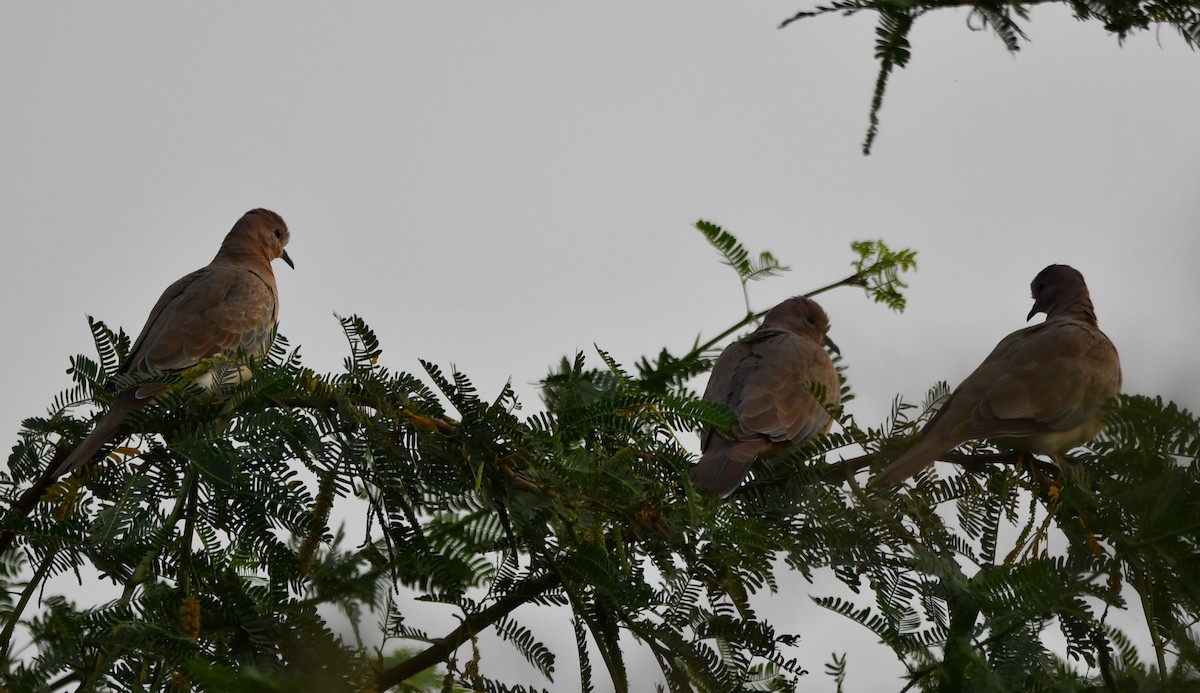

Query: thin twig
(667, 267), (877, 377)
(0, 546), (56, 658)
(120, 465), (197, 606)
(374, 572), (561, 690)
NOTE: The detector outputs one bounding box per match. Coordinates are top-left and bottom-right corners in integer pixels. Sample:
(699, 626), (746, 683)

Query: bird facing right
(691, 296), (841, 498)
(873, 264), (1121, 486)
(53, 208), (294, 478)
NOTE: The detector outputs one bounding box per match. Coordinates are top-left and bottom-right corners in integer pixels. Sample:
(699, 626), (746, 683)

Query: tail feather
(53, 391), (143, 478)
(872, 434), (957, 486)
(691, 439), (764, 498)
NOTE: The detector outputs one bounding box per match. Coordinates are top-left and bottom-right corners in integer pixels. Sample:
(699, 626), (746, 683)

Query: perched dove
(874, 264), (1121, 486)
(53, 208), (293, 478)
(691, 296), (841, 498)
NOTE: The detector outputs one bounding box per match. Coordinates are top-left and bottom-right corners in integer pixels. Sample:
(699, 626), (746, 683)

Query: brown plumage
(691, 296), (841, 498)
(53, 208), (293, 478)
(873, 264), (1121, 486)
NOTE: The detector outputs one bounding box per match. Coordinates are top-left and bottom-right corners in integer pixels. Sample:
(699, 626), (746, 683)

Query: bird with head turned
(53, 208), (294, 478)
(873, 264), (1121, 486)
(691, 295), (841, 498)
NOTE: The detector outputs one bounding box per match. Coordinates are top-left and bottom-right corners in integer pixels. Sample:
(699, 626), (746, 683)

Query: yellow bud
(180, 594), (201, 643)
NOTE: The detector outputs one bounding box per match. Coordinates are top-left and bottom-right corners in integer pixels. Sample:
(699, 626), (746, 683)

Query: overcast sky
(2, 3), (1198, 690)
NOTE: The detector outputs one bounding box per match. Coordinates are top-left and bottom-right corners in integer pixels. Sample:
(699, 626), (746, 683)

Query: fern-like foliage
(847, 239), (918, 311)
(694, 220), (790, 288)
(1, 228), (1195, 692)
(694, 219), (791, 318)
(779, 0), (1200, 153)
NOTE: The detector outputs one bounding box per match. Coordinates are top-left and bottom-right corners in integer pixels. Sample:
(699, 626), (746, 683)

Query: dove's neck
(1048, 295), (1098, 326)
(213, 241), (275, 272)
(756, 323), (826, 345)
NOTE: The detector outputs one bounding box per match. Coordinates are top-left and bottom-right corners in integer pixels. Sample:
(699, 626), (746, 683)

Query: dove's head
(220, 208), (294, 270)
(762, 296), (839, 354)
(1027, 264), (1094, 322)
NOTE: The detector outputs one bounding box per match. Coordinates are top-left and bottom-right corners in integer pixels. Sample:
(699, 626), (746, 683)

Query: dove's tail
(872, 433), (958, 486)
(690, 438), (765, 499)
(54, 390), (144, 478)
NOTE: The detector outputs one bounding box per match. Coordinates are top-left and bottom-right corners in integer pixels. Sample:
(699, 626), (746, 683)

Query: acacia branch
(375, 572), (561, 690)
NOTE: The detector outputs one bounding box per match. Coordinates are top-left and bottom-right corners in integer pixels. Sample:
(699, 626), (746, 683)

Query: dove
(873, 264), (1121, 486)
(691, 296), (841, 498)
(53, 208), (293, 478)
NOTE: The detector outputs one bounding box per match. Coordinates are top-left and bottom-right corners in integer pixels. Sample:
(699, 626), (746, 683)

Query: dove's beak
(1027, 291), (1050, 320)
(281, 250), (295, 269)
(824, 335), (840, 356)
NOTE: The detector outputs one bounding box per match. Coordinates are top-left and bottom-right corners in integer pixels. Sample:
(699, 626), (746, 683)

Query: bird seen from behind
(873, 264), (1121, 486)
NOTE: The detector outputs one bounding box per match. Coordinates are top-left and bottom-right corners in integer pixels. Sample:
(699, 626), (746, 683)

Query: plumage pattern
(691, 296), (840, 497)
(54, 208), (293, 477)
(874, 264), (1121, 485)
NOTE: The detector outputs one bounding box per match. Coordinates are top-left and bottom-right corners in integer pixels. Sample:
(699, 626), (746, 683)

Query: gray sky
(2, 3), (1198, 690)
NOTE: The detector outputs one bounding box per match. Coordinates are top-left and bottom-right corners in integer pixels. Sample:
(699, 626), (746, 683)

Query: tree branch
(375, 572), (562, 690)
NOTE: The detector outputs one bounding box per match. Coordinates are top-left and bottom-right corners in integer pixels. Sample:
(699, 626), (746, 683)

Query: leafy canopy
(1, 224), (1197, 692)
